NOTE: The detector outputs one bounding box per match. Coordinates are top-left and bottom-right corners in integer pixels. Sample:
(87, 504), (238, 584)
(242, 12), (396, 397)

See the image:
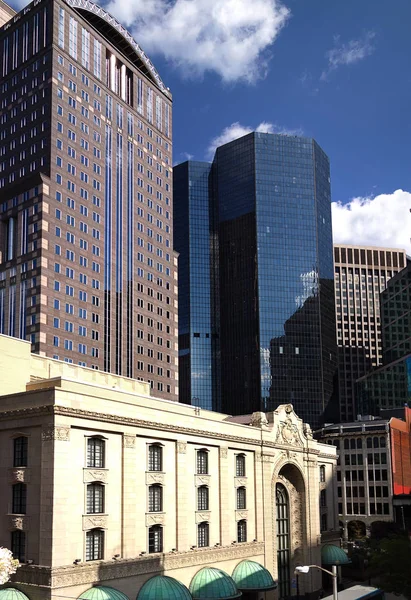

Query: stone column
(122, 434), (137, 557)
(176, 440), (188, 550)
(219, 446), (230, 546)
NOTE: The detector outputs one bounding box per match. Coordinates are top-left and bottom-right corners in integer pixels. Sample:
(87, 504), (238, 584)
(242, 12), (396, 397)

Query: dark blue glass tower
(174, 161), (221, 411)
(174, 133), (337, 426)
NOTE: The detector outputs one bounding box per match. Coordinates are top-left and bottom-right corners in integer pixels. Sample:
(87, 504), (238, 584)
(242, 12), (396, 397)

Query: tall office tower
(0, 0), (14, 27)
(0, 0), (178, 400)
(173, 161), (221, 410)
(174, 133), (337, 427)
(334, 245), (406, 421)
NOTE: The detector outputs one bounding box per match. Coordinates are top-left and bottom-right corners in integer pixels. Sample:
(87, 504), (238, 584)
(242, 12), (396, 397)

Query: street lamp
(295, 564), (338, 600)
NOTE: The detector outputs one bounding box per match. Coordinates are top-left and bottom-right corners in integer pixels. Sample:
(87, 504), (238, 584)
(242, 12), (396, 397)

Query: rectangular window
(85, 529), (104, 561)
(69, 17), (78, 59)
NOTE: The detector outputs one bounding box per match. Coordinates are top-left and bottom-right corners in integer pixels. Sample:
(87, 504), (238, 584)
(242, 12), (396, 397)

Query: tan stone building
(0, 0), (14, 27)
(0, 335), (338, 600)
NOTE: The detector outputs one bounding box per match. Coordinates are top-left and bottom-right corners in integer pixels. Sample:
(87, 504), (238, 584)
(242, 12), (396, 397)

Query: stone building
(0, 335), (338, 600)
(0, 0), (14, 27)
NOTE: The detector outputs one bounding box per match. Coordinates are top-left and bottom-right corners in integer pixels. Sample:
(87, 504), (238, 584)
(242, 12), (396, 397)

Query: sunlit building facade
(0, 0), (178, 399)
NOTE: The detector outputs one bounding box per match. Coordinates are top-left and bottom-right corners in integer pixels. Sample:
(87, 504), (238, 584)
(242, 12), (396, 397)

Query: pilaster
(122, 434), (137, 557)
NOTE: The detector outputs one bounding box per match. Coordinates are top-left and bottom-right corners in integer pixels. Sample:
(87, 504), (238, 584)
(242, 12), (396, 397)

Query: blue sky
(9, 0), (411, 251)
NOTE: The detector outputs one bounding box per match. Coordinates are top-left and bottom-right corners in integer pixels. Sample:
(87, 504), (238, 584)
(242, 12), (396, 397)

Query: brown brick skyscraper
(0, 0), (178, 399)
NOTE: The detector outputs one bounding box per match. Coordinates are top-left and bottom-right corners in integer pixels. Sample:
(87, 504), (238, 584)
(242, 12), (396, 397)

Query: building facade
(356, 262), (411, 415)
(0, 334), (339, 600)
(0, 0), (14, 27)
(174, 134), (337, 427)
(0, 0), (178, 399)
(318, 417), (394, 539)
(334, 245), (407, 422)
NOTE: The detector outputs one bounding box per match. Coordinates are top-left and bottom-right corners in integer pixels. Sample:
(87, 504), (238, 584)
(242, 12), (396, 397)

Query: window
(11, 530), (25, 562)
(197, 486), (209, 511)
(87, 483), (104, 514)
(13, 436), (28, 467)
(319, 465), (326, 482)
(320, 490), (326, 507)
(197, 449), (208, 475)
(12, 483), (27, 514)
(237, 519), (247, 543)
(236, 454), (246, 477)
(148, 525), (163, 553)
(276, 483), (290, 598)
(237, 487), (246, 510)
(148, 444), (162, 471)
(321, 513), (328, 532)
(148, 484), (163, 512)
(198, 522), (209, 547)
(85, 529), (104, 561)
(87, 437), (105, 468)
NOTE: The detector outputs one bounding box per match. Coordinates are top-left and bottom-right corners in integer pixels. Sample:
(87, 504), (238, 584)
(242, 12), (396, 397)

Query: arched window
(148, 484), (163, 512)
(380, 436), (386, 448)
(198, 522), (209, 547)
(357, 438), (362, 449)
(148, 444), (162, 471)
(13, 436), (28, 467)
(148, 525), (163, 553)
(197, 485), (209, 511)
(350, 439), (356, 449)
(86, 483), (105, 514)
(367, 437), (372, 448)
(85, 528), (104, 561)
(87, 437), (105, 468)
(237, 486), (246, 509)
(335, 439), (340, 450)
(12, 483), (27, 514)
(344, 439), (349, 449)
(237, 519), (247, 543)
(319, 465), (326, 482)
(196, 449), (208, 475)
(276, 483), (290, 599)
(373, 437), (379, 448)
(236, 454), (246, 477)
(11, 530), (26, 562)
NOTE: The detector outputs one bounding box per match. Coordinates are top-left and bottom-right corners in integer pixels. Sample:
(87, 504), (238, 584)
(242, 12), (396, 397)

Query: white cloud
(321, 31), (375, 81)
(207, 121), (303, 158)
(105, 0), (290, 83)
(332, 190), (411, 255)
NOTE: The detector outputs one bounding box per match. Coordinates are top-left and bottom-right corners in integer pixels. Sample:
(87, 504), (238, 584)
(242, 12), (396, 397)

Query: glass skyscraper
(174, 132), (337, 427)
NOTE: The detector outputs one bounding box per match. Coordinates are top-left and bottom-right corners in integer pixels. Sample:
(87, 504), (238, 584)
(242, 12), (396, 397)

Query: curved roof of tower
(64, 0), (170, 97)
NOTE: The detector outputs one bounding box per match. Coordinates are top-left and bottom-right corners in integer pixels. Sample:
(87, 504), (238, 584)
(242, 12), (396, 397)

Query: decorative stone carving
(250, 411), (268, 427)
(235, 510), (248, 521)
(145, 513), (165, 526)
(83, 469), (108, 483)
(9, 516), (28, 530)
(123, 435), (136, 448)
(195, 511), (211, 523)
(234, 477), (247, 487)
(8, 468), (29, 483)
(220, 447), (228, 459)
(82, 515), (108, 530)
(195, 474), (211, 487)
(303, 423), (313, 440)
(262, 454), (275, 463)
(284, 404), (293, 414)
(281, 418), (300, 445)
(145, 472), (164, 485)
(41, 425), (70, 441)
(255, 452), (262, 462)
(177, 441), (187, 454)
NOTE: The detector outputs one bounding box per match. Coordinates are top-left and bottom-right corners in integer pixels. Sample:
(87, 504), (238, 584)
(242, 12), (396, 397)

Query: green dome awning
(190, 568), (242, 600)
(321, 544), (350, 566)
(0, 590), (30, 600)
(232, 560), (277, 591)
(137, 576), (192, 600)
(79, 587), (129, 600)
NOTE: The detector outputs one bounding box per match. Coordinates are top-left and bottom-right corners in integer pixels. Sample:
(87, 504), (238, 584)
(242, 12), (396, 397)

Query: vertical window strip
(0, 288), (5, 334)
(93, 38), (101, 79)
(19, 280), (27, 340)
(104, 124), (112, 372)
(164, 103), (169, 138)
(69, 17), (77, 60)
(32, 13), (39, 55)
(146, 87), (153, 123)
(43, 6), (48, 48)
(58, 8), (65, 49)
(9, 283), (16, 337)
(81, 28), (90, 70)
(155, 96), (162, 131)
(137, 78), (143, 115)
(12, 29), (18, 70)
(3, 37), (9, 77)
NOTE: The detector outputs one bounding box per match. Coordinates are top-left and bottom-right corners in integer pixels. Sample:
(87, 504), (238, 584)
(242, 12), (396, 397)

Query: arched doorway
(276, 483), (291, 599)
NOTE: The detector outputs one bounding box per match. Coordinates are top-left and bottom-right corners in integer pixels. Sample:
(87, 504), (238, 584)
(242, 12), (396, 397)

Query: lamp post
(295, 564), (338, 600)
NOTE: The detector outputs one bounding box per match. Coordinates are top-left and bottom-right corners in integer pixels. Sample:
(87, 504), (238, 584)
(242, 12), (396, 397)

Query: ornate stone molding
(8, 515), (29, 531)
(195, 511), (211, 523)
(235, 510), (248, 521)
(82, 515), (108, 530)
(262, 454), (275, 463)
(177, 441), (187, 454)
(145, 472), (164, 485)
(8, 468), (30, 483)
(145, 513), (165, 526)
(220, 447), (228, 459)
(123, 435), (136, 448)
(83, 469), (108, 483)
(234, 476), (247, 487)
(42, 425), (70, 442)
(195, 474), (211, 487)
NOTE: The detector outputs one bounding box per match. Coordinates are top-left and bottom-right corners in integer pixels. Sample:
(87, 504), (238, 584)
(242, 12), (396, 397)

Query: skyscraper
(174, 133), (337, 427)
(0, 0), (178, 400)
(334, 245), (406, 421)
